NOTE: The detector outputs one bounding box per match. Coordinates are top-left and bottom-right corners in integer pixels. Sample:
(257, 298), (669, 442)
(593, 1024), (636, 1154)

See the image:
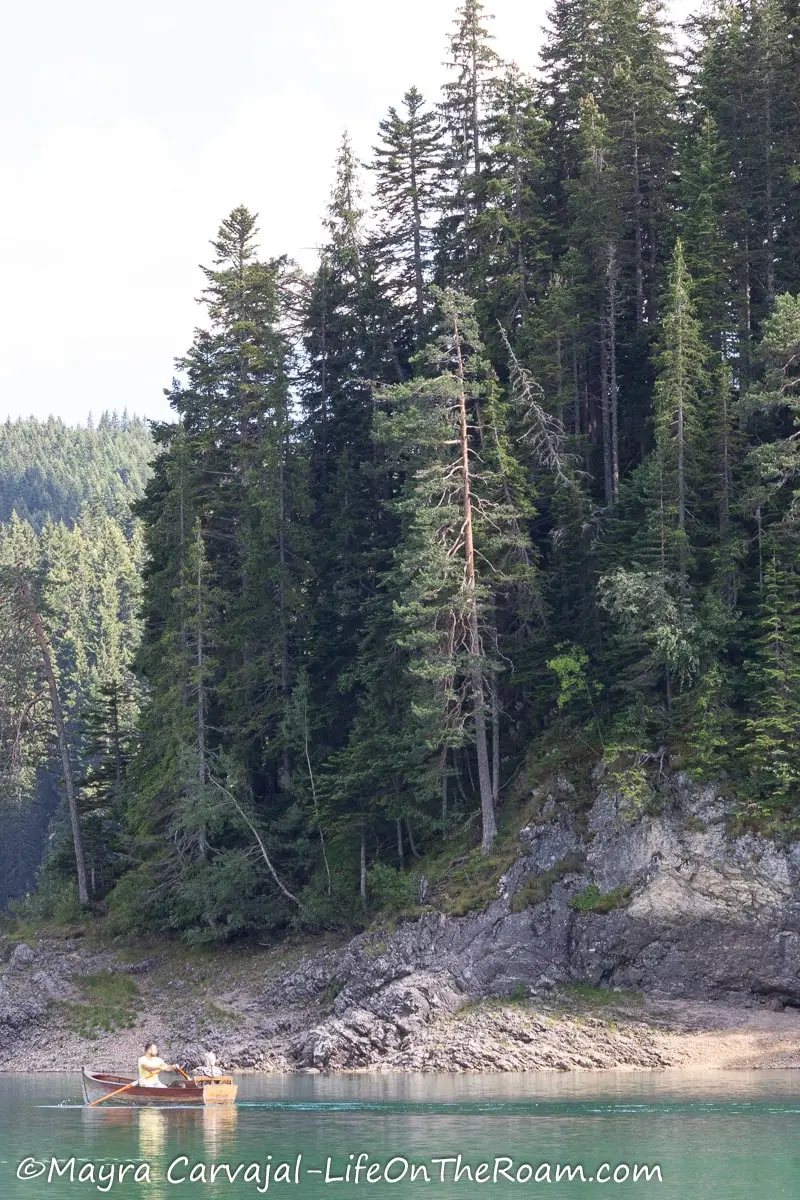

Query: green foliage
(547, 644), (591, 710)
(682, 662), (736, 781)
(438, 853), (508, 917)
(64, 971), (139, 1037)
(366, 864), (419, 912)
(7, 879), (83, 929)
(508, 853), (586, 913)
(568, 883), (632, 913)
(740, 557), (800, 814)
(319, 977), (345, 1011)
(202, 1001), (244, 1028)
(294, 857), (364, 933)
(105, 863), (169, 938)
(372, 86), (443, 340)
(560, 983), (643, 1008)
(0, 470), (145, 908)
(601, 748), (658, 819)
(599, 567), (702, 696)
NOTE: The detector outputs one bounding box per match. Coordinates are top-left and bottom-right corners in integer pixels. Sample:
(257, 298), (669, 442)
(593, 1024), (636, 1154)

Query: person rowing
(137, 1041), (180, 1088)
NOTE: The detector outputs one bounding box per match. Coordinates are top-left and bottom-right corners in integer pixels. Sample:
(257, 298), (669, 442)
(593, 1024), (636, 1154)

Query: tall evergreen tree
(130, 208), (311, 934)
(300, 136), (402, 766)
(437, 0), (504, 289)
(740, 553), (800, 815)
(651, 239), (709, 576)
(375, 289), (537, 852)
(372, 87), (445, 343)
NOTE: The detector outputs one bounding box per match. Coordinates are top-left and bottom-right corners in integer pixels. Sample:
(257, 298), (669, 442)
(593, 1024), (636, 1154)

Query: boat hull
(81, 1069), (237, 1106)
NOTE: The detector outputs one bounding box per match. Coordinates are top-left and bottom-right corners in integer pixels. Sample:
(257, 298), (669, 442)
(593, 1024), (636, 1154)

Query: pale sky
(0, 0), (694, 425)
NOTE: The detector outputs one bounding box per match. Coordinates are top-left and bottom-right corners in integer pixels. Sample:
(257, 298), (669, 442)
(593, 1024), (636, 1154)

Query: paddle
(174, 1066), (192, 1082)
(88, 1081), (136, 1107)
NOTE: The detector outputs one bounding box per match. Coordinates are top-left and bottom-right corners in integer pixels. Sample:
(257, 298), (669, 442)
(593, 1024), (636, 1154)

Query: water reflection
(137, 1109), (167, 1200)
(202, 1102), (239, 1155)
(138, 1107), (167, 1158)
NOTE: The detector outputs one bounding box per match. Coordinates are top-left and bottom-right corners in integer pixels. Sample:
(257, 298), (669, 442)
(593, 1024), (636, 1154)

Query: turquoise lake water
(1, 1070), (798, 1198)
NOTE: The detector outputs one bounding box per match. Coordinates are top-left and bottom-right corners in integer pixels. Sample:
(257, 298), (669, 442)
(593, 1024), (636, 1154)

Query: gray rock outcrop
(272, 772), (800, 1068)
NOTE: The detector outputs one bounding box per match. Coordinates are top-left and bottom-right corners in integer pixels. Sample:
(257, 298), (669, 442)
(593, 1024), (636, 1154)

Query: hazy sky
(1, 0), (693, 425)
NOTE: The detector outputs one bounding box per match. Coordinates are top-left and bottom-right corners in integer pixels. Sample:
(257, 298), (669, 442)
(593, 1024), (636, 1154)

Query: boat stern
(202, 1082), (238, 1105)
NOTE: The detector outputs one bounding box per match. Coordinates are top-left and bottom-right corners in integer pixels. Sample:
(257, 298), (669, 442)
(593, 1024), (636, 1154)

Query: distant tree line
(0, 418), (147, 906)
(0, 414), (152, 530)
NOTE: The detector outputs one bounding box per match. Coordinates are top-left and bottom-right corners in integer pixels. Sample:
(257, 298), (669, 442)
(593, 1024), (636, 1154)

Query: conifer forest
(2, 0), (800, 941)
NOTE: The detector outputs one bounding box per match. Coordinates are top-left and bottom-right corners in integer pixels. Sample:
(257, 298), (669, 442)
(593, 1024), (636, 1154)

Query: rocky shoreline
(2, 929), (800, 1074)
(4, 770), (800, 1075)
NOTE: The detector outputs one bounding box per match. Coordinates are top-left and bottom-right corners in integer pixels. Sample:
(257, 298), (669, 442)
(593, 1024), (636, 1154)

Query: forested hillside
(2, 0), (800, 942)
(0, 417), (149, 905)
(0, 415), (153, 529)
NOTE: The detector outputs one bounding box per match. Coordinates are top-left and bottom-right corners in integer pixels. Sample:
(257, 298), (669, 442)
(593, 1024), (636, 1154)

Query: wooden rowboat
(81, 1068), (237, 1106)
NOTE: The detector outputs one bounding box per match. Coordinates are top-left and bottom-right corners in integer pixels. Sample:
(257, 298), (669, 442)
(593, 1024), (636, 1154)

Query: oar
(89, 1081), (136, 1107)
(174, 1066), (193, 1082)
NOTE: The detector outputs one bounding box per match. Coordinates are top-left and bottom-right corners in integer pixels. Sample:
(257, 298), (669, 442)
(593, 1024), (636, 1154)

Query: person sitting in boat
(202, 1050), (222, 1078)
(137, 1042), (179, 1088)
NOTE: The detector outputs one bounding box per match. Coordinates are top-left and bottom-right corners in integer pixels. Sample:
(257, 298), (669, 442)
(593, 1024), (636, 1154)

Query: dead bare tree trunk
(18, 580), (89, 905)
(453, 315), (497, 855)
(209, 774), (300, 905)
(405, 817), (422, 859)
(360, 829), (368, 911)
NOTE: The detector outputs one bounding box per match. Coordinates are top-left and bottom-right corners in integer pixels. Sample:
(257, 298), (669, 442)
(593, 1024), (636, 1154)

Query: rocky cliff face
(3, 769), (800, 1073)
(276, 771), (800, 1068)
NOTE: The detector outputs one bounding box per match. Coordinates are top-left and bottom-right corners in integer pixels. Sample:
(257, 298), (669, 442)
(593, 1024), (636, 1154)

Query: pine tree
(437, 0), (504, 290)
(651, 239), (709, 576)
(0, 567), (89, 904)
(741, 554), (800, 816)
(686, 0), (799, 381)
(372, 87), (444, 342)
(678, 114), (735, 352)
(541, 0), (677, 488)
(375, 289), (536, 853)
(129, 208), (312, 933)
(739, 292), (800, 541)
(469, 64), (552, 352)
(568, 94), (623, 503)
(78, 677), (138, 897)
(300, 135), (402, 769)
(0, 518), (48, 804)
